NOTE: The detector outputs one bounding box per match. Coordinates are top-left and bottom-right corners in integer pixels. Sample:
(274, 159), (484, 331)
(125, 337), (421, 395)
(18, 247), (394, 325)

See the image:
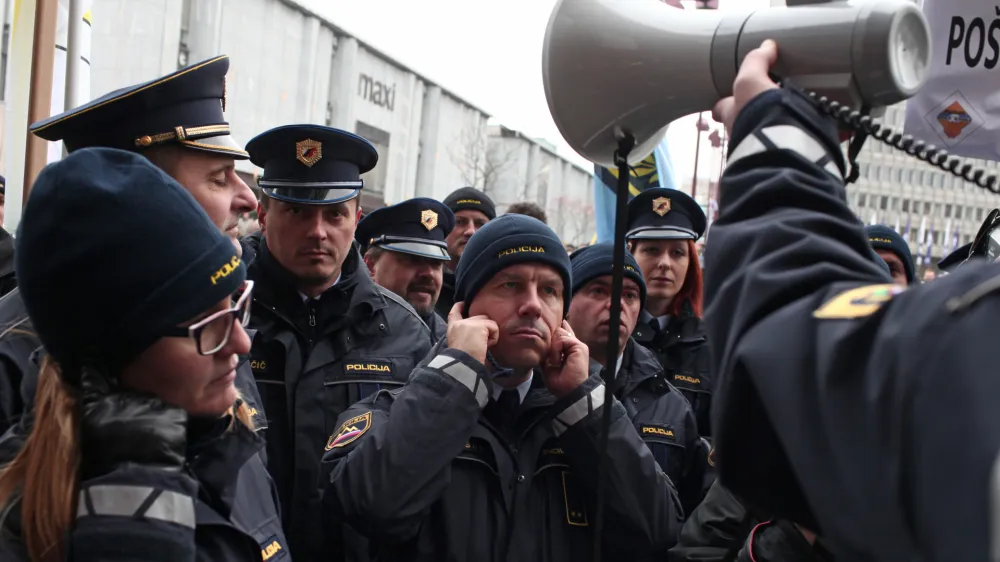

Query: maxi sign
(358, 73), (396, 112)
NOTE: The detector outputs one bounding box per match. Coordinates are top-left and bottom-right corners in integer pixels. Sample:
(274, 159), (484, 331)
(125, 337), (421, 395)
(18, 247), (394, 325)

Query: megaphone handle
(805, 90), (1000, 194)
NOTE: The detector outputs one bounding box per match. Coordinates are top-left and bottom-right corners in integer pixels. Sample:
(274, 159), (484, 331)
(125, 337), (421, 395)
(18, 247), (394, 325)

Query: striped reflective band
(77, 485), (195, 529)
(427, 354), (489, 408)
(553, 385), (606, 437)
(727, 124), (842, 180)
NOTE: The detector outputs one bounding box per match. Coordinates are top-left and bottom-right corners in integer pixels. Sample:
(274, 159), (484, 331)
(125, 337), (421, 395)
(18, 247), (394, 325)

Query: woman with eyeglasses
(0, 148), (288, 561)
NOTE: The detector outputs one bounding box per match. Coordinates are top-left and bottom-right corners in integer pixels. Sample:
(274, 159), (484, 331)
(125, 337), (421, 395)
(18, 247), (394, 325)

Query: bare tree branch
(553, 196), (594, 246)
(448, 124), (517, 197)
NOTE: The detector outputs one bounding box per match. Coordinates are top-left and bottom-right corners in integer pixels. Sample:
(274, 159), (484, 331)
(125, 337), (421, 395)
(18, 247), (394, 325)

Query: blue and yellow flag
(592, 137), (678, 243)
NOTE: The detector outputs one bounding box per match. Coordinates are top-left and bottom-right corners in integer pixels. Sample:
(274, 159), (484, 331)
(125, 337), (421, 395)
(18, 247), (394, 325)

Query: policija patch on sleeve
(813, 283), (905, 320)
(325, 411), (372, 451)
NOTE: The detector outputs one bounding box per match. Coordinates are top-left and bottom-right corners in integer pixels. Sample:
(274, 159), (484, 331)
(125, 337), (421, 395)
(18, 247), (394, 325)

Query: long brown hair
(0, 359), (255, 561)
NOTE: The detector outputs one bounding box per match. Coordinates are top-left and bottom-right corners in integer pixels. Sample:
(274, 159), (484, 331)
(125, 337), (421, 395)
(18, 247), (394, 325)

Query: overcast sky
(306, 0), (773, 185)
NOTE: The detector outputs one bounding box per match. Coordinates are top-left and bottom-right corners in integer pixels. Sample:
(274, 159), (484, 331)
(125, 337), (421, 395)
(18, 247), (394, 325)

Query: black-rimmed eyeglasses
(162, 280), (254, 355)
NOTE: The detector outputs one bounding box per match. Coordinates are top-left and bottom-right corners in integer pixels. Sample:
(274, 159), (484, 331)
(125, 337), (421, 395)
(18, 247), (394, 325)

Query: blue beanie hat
(455, 214), (571, 315)
(16, 148), (246, 382)
(865, 224), (914, 283)
(570, 243), (647, 308)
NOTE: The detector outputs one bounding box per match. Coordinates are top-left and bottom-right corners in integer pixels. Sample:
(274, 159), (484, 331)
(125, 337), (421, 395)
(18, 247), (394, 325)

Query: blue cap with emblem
(625, 188), (706, 241)
(29, 55), (247, 159)
(355, 198), (455, 260)
(246, 124), (378, 205)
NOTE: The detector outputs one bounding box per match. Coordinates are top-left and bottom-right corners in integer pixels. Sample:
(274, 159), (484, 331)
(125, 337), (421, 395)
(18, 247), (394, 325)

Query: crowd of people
(0, 40), (993, 562)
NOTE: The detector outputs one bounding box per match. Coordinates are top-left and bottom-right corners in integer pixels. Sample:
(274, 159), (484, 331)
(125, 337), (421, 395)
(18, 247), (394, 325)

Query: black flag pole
(591, 133), (635, 562)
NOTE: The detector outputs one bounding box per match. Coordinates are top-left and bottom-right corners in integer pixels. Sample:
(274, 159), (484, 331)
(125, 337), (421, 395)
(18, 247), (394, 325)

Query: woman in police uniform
(0, 149), (288, 561)
(625, 188), (713, 439)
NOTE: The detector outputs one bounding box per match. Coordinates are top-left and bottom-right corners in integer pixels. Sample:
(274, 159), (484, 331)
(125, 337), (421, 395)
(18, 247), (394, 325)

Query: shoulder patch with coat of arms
(325, 411), (372, 450)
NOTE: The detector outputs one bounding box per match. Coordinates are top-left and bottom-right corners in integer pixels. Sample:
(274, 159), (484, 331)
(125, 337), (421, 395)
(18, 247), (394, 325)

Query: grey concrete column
(327, 35), (358, 130)
(185, 0), (223, 64)
(296, 15), (320, 123)
(414, 83), (441, 197)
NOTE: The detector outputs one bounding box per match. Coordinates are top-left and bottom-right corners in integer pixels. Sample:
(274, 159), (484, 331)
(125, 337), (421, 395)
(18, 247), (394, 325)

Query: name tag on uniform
(260, 535), (287, 561)
(640, 424), (677, 442)
(343, 359), (393, 378)
(673, 374), (702, 387)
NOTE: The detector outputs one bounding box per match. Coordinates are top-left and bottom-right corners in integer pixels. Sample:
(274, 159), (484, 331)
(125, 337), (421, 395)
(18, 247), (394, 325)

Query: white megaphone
(543, 0), (932, 167)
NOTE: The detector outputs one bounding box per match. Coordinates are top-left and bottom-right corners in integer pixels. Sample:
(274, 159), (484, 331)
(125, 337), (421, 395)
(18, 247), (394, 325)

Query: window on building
(933, 231), (940, 245)
(924, 201), (932, 215)
(880, 195), (889, 210)
(917, 171), (925, 185)
(893, 168), (902, 183)
(860, 163), (869, 179)
(966, 234), (973, 244)
(907, 169), (915, 184)
(934, 203), (942, 217)
(890, 196), (899, 211)
(902, 199), (910, 213)
(945, 204), (952, 218)
(956, 205), (963, 220)
(858, 193), (867, 207)
(936, 173), (945, 188)
(926, 172), (935, 186)
(978, 208), (986, 222)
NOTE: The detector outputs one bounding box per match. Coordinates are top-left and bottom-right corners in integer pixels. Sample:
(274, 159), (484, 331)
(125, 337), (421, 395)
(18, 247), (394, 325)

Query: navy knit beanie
(570, 243), (647, 308)
(865, 224), (915, 283)
(16, 148), (246, 383)
(443, 186), (496, 220)
(455, 214), (570, 315)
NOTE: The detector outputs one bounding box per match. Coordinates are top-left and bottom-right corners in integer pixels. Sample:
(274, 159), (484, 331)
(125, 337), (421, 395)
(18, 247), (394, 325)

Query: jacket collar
(249, 239), (387, 328)
(186, 415), (264, 519)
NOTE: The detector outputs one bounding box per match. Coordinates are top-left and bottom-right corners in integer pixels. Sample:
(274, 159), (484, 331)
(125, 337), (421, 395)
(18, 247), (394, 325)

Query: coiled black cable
(806, 91), (1000, 193)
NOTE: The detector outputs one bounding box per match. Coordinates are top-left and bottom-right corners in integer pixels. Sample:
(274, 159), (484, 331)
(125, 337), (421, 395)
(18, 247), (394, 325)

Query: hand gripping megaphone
(542, 0), (932, 167)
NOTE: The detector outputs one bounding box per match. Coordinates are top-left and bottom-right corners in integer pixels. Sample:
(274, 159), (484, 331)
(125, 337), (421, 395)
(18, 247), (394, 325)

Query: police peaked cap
(247, 124), (378, 205)
(356, 198), (455, 260)
(626, 188), (707, 241)
(30, 55), (247, 159)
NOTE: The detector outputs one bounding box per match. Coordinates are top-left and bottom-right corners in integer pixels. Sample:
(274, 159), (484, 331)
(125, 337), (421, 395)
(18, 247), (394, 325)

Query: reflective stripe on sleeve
(553, 385), (606, 436)
(727, 124), (843, 180)
(428, 354), (488, 408)
(77, 485), (196, 529)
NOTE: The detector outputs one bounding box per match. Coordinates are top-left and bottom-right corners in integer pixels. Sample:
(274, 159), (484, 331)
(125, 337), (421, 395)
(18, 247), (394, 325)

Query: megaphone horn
(542, 0), (932, 167)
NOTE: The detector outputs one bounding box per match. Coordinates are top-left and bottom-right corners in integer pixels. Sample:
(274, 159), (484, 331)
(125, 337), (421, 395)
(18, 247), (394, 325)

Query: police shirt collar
(491, 373), (534, 405)
(589, 354), (624, 379)
(298, 272), (341, 302)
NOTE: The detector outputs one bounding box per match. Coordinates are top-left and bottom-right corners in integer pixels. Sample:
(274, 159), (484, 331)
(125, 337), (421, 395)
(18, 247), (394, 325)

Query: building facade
(487, 124), (595, 245)
(846, 103), (1000, 271)
(16, 0), (592, 221)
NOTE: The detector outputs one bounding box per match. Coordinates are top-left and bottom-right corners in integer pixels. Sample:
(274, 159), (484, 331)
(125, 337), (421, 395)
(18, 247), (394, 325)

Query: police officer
(566, 243), (706, 516)
(0, 148), (286, 561)
(707, 39), (1000, 560)
(865, 224), (915, 286)
(356, 197), (455, 340)
(626, 188), (713, 438)
(244, 124), (433, 559)
(322, 214), (683, 560)
(436, 186), (495, 317)
(0, 55), (264, 436)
